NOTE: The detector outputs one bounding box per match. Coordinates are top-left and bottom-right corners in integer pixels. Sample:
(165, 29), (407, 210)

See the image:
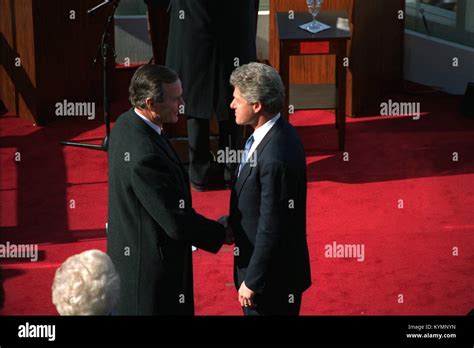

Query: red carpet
(1, 92), (473, 315)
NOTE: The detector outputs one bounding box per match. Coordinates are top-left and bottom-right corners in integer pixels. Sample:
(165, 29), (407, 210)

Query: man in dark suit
(107, 64), (232, 315)
(166, 0), (258, 191)
(226, 63), (312, 316)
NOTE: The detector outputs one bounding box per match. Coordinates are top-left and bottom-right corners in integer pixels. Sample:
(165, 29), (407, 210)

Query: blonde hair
(52, 249), (119, 315)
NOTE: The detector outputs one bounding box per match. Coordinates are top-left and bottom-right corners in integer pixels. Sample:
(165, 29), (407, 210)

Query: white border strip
(405, 29), (474, 52)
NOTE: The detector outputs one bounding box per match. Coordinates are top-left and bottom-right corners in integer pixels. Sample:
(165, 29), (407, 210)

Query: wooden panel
(0, 0), (16, 115)
(17, 0), (39, 123)
(0, 0), (111, 124)
(289, 55), (335, 84)
(270, 0), (353, 84)
(0, 0), (38, 122)
(270, 0), (404, 116)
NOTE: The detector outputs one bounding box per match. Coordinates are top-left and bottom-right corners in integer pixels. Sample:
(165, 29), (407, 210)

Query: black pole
(100, 1), (118, 151)
(61, 0), (119, 151)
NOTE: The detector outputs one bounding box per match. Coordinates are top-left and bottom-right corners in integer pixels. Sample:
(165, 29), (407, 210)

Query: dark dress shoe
(190, 181), (209, 192)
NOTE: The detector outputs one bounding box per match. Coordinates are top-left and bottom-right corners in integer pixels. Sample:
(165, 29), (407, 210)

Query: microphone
(419, 8), (430, 36)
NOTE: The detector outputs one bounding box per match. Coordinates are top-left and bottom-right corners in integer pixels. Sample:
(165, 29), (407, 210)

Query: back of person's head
(52, 249), (119, 315)
(230, 62), (285, 115)
(129, 64), (179, 107)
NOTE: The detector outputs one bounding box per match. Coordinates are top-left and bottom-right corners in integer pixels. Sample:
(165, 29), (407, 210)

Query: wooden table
(277, 10), (351, 151)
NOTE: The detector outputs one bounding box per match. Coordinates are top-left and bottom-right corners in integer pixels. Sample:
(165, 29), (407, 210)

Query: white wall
(404, 29), (474, 95)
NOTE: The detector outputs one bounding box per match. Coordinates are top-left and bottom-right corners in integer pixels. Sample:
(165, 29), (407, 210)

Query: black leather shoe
(190, 181), (208, 192)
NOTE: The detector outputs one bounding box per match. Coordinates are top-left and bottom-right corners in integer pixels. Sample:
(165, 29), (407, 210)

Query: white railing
(405, 0), (473, 47)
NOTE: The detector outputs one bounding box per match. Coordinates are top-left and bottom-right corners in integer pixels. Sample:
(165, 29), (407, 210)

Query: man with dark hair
(107, 64), (233, 315)
(226, 63), (311, 316)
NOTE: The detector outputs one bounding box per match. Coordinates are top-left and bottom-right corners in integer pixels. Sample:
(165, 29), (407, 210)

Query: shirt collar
(134, 108), (162, 135)
(250, 113), (281, 145)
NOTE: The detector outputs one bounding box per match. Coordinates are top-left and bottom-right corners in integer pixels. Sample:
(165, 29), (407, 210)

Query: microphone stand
(61, 0), (120, 151)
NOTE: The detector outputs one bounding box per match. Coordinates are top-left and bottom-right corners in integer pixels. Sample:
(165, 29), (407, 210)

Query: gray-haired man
(225, 63), (312, 315)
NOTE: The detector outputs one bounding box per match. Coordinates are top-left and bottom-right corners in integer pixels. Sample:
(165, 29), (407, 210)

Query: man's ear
(145, 97), (154, 110)
(252, 101), (263, 114)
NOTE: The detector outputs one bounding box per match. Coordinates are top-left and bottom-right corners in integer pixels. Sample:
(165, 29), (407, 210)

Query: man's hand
(238, 281), (256, 308)
(218, 215), (234, 245)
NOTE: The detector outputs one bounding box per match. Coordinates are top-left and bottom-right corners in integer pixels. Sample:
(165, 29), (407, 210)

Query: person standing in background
(144, 0), (170, 64)
(165, 0), (258, 191)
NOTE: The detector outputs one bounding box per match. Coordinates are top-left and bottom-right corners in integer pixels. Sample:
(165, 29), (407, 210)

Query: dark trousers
(242, 292), (302, 316)
(187, 116), (243, 185)
(146, 0), (170, 64)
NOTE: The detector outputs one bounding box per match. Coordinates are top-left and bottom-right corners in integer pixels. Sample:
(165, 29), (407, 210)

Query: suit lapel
(129, 110), (182, 166)
(234, 162), (252, 197)
(155, 132), (184, 169)
(129, 110), (191, 200)
(154, 134), (191, 202)
(162, 134), (182, 164)
(234, 117), (284, 197)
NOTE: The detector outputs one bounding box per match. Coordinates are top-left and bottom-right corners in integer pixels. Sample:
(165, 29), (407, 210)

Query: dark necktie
(238, 135), (254, 176)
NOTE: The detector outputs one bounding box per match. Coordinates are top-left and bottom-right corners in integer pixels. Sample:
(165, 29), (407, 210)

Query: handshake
(217, 215), (234, 245)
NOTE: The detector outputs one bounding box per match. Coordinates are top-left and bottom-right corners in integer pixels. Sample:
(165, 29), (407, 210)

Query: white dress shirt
(134, 108), (162, 136)
(246, 113), (281, 162)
